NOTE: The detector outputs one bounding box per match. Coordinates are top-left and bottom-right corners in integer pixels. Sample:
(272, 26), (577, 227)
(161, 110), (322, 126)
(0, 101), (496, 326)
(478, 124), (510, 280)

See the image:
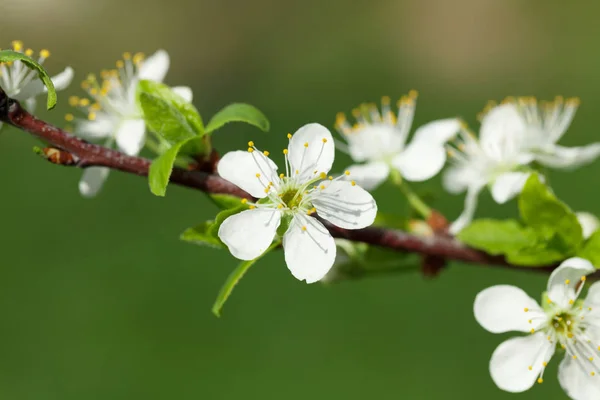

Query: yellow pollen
(304, 142), (309, 148)
(295, 170), (299, 175)
(547, 336), (551, 341)
(264, 188), (270, 193)
(320, 172), (327, 179)
(562, 344), (567, 349)
(279, 173), (285, 179)
(590, 307), (593, 311)
(537, 378), (543, 384)
(68, 96), (79, 106)
(524, 308), (529, 312)
(344, 170), (350, 176)
(592, 372), (596, 376)
(590, 357), (595, 361)
(79, 98), (90, 107)
(528, 319), (532, 324)
(530, 328), (535, 334)
(322, 138), (327, 143)
(241, 199), (248, 204)
(263, 151), (270, 156)
(39, 49), (50, 58)
(89, 88), (98, 96)
(248, 141), (254, 147)
(88, 112), (96, 121)
(569, 300), (575, 305)
(408, 89), (419, 98)
(249, 205), (256, 209)
(123, 52), (131, 60)
(351, 181), (356, 186)
(283, 149), (288, 155)
(255, 173), (261, 178)
(547, 299), (553, 304)
(329, 176), (333, 180)
(565, 279), (571, 284)
(528, 366), (533, 371)
(24, 48), (33, 57)
(382, 96), (391, 104)
(542, 362), (548, 367)
(582, 276), (587, 281)
(11, 40), (23, 51)
(287, 133), (292, 139)
(277, 204), (283, 209)
(320, 185), (325, 190)
(64, 113), (74, 122)
(573, 355), (578, 360)
(568, 333), (574, 338)
(247, 148), (254, 153)
(301, 226), (307, 231)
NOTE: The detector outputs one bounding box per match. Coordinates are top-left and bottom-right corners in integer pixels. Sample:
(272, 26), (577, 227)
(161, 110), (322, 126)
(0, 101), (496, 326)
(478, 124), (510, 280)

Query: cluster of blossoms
(5, 40), (600, 399)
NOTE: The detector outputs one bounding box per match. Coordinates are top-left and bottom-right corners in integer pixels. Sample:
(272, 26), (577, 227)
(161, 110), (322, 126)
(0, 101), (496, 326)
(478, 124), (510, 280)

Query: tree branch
(0, 88), (577, 279)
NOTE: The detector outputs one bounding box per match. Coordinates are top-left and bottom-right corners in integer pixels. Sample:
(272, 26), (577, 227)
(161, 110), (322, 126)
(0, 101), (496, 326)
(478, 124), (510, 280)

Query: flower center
(279, 188), (303, 210)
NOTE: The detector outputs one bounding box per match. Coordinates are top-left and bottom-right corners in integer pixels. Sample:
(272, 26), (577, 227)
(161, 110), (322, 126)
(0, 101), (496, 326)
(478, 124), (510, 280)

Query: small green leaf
(137, 80), (204, 144)
(205, 103), (270, 134)
(0, 50), (57, 109)
(506, 247), (565, 266)
(209, 194), (247, 210)
(180, 221), (225, 249)
(518, 173), (583, 252)
(577, 230), (600, 266)
(457, 219), (538, 256)
(148, 136), (208, 196)
(212, 241), (279, 317)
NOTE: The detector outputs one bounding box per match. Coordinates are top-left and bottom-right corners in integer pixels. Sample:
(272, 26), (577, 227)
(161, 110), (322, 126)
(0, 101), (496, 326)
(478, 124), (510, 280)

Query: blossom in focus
(67, 50), (192, 198)
(334, 91), (461, 190)
(217, 123), (378, 283)
(474, 257), (600, 399)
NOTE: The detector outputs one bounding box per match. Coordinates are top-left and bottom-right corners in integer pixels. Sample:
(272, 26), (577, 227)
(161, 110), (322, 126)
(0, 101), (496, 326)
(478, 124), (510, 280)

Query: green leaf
(506, 247), (565, 266)
(0, 50), (57, 110)
(136, 80), (204, 144)
(457, 219), (538, 256)
(180, 221), (225, 249)
(212, 241), (279, 317)
(373, 211), (407, 230)
(208, 205), (249, 239)
(577, 230), (600, 266)
(209, 194), (246, 210)
(518, 173), (583, 252)
(148, 136), (208, 196)
(205, 103), (270, 134)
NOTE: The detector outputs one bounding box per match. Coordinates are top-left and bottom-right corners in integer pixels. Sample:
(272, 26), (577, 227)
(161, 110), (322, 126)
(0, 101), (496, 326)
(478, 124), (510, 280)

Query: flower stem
(389, 169), (432, 219)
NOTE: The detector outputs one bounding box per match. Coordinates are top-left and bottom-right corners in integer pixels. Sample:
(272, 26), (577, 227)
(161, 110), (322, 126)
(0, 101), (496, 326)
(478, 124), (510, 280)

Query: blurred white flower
(67, 50), (192, 198)
(0, 40), (73, 124)
(217, 123), (377, 283)
(474, 257), (600, 399)
(577, 212), (600, 240)
(334, 92), (460, 190)
(444, 104), (535, 234)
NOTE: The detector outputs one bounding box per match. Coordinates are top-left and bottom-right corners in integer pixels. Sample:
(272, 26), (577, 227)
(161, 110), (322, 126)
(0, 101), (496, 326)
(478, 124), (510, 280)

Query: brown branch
(0, 88), (582, 279)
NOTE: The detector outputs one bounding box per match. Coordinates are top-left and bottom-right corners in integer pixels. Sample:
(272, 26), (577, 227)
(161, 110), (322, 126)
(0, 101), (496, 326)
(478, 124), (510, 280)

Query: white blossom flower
(577, 212), (600, 240)
(474, 257), (600, 399)
(67, 50), (192, 198)
(505, 96), (600, 169)
(444, 104), (536, 234)
(0, 40), (73, 127)
(217, 123), (378, 283)
(334, 91), (461, 190)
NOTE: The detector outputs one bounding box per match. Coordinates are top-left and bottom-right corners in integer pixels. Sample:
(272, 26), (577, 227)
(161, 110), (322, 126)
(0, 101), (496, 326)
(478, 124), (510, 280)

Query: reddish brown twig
(0, 88), (583, 279)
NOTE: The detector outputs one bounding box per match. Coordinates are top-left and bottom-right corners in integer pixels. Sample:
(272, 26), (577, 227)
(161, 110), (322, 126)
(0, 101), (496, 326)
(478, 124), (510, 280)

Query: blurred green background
(1, 0), (600, 398)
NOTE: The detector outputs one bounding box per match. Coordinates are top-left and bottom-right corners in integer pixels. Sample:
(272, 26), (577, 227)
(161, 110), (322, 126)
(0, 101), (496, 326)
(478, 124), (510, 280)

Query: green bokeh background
(1, 0), (600, 398)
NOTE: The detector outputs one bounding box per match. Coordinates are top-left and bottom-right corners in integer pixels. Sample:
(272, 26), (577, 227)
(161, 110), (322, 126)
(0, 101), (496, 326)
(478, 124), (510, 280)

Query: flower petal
(343, 162), (389, 191)
(79, 167), (110, 198)
(75, 117), (116, 140)
(576, 212), (600, 240)
(171, 86), (193, 103)
(410, 118), (462, 145)
(138, 50), (170, 82)
(449, 183), (484, 234)
(283, 216), (336, 283)
(480, 104), (527, 161)
(474, 285), (543, 333)
(49, 66), (74, 91)
(443, 165), (475, 194)
(312, 180), (377, 230)
(535, 143), (600, 170)
(489, 333), (554, 393)
(547, 257), (596, 308)
(392, 143), (446, 182)
(490, 171), (531, 204)
(115, 119), (146, 156)
(24, 97), (37, 113)
(218, 209), (281, 260)
(288, 123), (334, 180)
(558, 357), (600, 400)
(586, 281), (600, 305)
(217, 150), (279, 198)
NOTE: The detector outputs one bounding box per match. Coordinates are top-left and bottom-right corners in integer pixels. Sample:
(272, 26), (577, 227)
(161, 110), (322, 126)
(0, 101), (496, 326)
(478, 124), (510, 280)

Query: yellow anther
(255, 173), (261, 178)
(248, 141), (254, 147)
(39, 49), (50, 58)
(320, 185), (325, 190)
(565, 279), (571, 284)
(287, 133), (292, 139)
(408, 89), (418, 98)
(81, 81), (90, 90)
(524, 308), (529, 312)
(301, 226), (307, 231)
(64, 113), (74, 122)
(547, 298), (553, 304)
(295, 170), (299, 175)
(249, 205), (256, 209)
(241, 198), (248, 204)
(89, 88), (98, 96)
(90, 103), (101, 111)
(582, 276), (587, 281)
(344, 170), (350, 176)
(590, 307), (593, 311)
(590, 357), (595, 361)
(264, 188), (270, 193)
(328, 176), (333, 180)
(123, 52), (132, 60)
(279, 173), (285, 179)
(382, 96), (391, 104)
(283, 149), (288, 155)
(116, 60), (124, 68)
(592, 372), (596, 376)
(68, 96), (79, 106)
(320, 172), (327, 179)
(87, 112), (96, 121)
(547, 336), (551, 341)
(528, 366), (533, 371)
(335, 112), (346, 123)
(263, 151), (270, 156)
(573, 355), (578, 360)
(537, 378), (543, 384)
(247, 148), (254, 153)
(133, 53), (145, 65)
(11, 40), (23, 51)
(568, 333), (574, 338)
(569, 299), (575, 305)
(79, 98), (90, 107)
(530, 328), (535, 334)
(24, 48), (33, 57)
(542, 362), (548, 367)
(277, 204), (283, 209)
(528, 319), (532, 324)
(304, 142), (309, 148)
(322, 138), (327, 143)
(351, 181), (356, 186)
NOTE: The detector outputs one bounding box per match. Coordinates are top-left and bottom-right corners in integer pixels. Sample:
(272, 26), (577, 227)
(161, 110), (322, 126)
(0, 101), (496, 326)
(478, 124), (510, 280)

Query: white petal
(138, 50), (170, 82)
(344, 162), (390, 191)
(449, 183), (484, 234)
(392, 143), (447, 182)
(536, 143), (600, 170)
(558, 357), (600, 400)
(480, 104), (527, 161)
(288, 123), (334, 180)
(217, 150), (279, 198)
(24, 97), (37, 113)
(490, 171), (531, 204)
(577, 212), (600, 240)
(12, 80), (43, 101)
(547, 257), (596, 308)
(74, 117), (115, 140)
(442, 166), (474, 194)
(283, 216), (336, 283)
(586, 281), (600, 305)
(115, 119), (146, 156)
(489, 333), (554, 393)
(410, 118), (462, 145)
(474, 285), (543, 333)
(79, 167), (110, 198)
(218, 209), (281, 260)
(171, 86), (193, 103)
(345, 125), (403, 162)
(49, 66), (74, 91)
(312, 180), (377, 230)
